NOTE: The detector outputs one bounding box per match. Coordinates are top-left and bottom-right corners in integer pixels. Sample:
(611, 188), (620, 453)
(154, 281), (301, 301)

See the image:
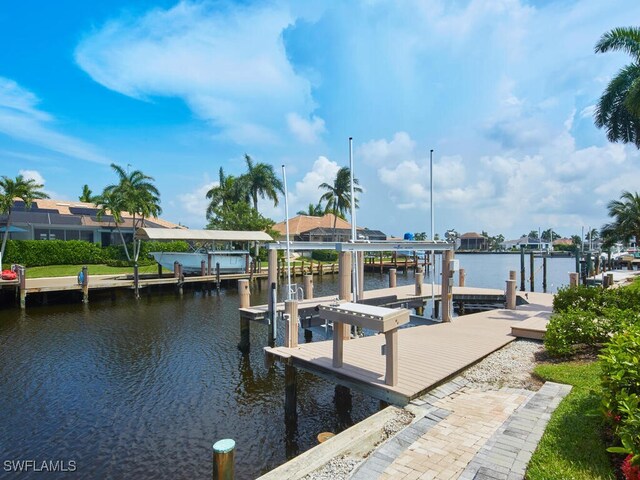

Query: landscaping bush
(553, 284), (640, 315)
(311, 250), (338, 262)
(545, 307), (640, 357)
(600, 324), (640, 469)
(4, 240), (106, 266)
(4, 239), (191, 267)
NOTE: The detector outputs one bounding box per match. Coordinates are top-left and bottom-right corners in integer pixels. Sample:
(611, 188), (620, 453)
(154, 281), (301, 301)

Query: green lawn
(26, 264), (158, 278)
(527, 360), (615, 480)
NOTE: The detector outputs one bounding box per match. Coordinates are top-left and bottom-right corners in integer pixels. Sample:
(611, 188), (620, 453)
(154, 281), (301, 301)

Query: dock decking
(265, 290), (553, 405)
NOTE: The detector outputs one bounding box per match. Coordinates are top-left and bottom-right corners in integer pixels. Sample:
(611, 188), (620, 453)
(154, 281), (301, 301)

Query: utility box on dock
(449, 259), (460, 272)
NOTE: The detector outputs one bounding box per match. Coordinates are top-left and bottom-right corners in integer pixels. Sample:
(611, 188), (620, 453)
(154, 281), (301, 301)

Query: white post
(282, 165), (292, 301)
(430, 148), (436, 318)
(349, 136), (359, 302)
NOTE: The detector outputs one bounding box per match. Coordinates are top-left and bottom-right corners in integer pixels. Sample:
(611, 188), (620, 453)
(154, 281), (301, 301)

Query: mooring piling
(238, 279), (250, 352)
(82, 265), (89, 303)
(389, 268), (397, 288)
(212, 438), (235, 480)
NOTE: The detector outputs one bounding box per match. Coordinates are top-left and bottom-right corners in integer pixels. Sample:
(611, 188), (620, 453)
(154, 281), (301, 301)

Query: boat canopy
(135, 227), (272, 242)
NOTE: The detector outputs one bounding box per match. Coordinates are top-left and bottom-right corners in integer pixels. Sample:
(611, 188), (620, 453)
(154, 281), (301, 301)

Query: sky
(1, 0), (640, 240)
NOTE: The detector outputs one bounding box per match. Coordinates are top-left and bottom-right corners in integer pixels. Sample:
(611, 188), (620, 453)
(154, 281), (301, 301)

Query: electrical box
(449, 259), (460, 272)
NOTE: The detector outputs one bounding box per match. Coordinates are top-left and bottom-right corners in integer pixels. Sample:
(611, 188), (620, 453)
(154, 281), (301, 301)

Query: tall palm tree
(602, 191), (640, 245)
(297, 202), (324, 216)
(79, 184), (97, 203)
(594, 27), (640, 148)
(242, 154), (284, 211)
(100, 164), (161, 261)
(205, 167), (246, 219)
(319, 167), (362, 240)
(95, 189), (129, 258)
(0, 175), (49, 267)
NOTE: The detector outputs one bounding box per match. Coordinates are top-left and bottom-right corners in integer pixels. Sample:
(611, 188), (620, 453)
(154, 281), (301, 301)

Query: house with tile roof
(271, 214), (387, 242)
(1, 198), (183, 246)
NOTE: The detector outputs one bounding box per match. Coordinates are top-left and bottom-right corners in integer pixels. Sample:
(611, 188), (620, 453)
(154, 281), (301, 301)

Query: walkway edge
(257, 406), (403, 480)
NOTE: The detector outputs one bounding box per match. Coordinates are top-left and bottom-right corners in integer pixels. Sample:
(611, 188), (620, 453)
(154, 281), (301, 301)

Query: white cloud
(0, 77), (110, 164)
(359, 131), (416, 168)
(176, 180), (216, 220)
(286, 113), (325, 143)
(18, 169), (45, 185)
(75, 1), (315, 144)
(289, 156), (340, 210)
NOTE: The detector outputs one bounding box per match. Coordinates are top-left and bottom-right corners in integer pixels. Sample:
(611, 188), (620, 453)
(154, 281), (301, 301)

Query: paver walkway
(351, 379), (571, 480)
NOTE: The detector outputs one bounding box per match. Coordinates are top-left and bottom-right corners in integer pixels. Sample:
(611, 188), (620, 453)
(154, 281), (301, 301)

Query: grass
(527, 360), (615, 480)
(26, 264), (158, 278)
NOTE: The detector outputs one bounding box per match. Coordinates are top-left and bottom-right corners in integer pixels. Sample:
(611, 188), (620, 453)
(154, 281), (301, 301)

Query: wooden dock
(241, 284), (508, 323)
(265, 289), (553, 405)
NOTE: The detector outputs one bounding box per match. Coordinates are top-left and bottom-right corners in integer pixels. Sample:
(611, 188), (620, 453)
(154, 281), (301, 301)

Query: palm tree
(205, 167), (247, 219)
(95, 189), (129, 258)
(297, 202), (324, 216)
(602, 191), (640, 245)
(79, 184), (98, 203)
(319, 167), (362, 240)
(100, 164), (161, 261)
(594, 27), (640, 148)
(242, 154), (284, 211)
(0, 175), (49, 267)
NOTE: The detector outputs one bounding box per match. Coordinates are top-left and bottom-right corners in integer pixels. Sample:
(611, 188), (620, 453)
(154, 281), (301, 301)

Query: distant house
(501, 236), (551, 251)
(0, 199), (183, 246)
(271, 214), (387, 242)
(459, 232), (488, 250)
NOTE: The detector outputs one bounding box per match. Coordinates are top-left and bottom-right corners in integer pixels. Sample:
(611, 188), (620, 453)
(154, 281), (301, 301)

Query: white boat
(135, 227), (273, 276)
(150, 250), (248, 274)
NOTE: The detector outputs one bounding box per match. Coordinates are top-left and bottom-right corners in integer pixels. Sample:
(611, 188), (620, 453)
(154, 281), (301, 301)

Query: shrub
(544, 307), (639, 357)
(601, 325), (640, 469)
(311, 250), (338, 262)
(553, 285), (640, 316)
(4, 240), (106, 266)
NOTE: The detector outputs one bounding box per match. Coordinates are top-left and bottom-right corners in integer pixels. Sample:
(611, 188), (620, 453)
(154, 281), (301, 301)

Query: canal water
(0, 255), (574, 479)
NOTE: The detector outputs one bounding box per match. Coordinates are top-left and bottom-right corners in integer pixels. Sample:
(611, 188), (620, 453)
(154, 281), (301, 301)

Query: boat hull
(150, 251), (249, 274)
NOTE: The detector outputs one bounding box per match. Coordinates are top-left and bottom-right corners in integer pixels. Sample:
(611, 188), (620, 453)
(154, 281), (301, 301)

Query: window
(80, 231), (94, 242)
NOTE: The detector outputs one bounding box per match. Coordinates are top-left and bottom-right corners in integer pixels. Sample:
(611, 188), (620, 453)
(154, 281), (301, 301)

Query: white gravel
(461, 339), (544, 389)
(302, 409), (413, 480)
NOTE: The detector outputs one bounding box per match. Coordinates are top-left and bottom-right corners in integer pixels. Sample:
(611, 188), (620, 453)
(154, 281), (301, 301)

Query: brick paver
(350, 379), (570, 480)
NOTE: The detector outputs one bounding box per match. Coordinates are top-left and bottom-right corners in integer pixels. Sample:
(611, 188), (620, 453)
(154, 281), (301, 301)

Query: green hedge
(4, 240), (106, 266)
(545, 285), (640, 357)
(4, 239), (191, 267)
(311, 250), (338, 262)
(600, 324), (640, 466)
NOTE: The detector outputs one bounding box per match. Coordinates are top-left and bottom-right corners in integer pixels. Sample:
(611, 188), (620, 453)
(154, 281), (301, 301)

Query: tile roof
(272, 214), (356, 236)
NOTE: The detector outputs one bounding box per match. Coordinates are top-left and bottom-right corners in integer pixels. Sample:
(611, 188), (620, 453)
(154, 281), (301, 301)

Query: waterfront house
(501, 236), (551, 251)
(0, 198), (183, 246)
(272, 214), (387, 242)
(459, 232), (488, 251)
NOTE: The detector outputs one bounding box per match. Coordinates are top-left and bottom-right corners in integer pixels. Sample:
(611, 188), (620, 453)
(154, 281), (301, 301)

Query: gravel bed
(302, 409), (413, 480)
(461, 339), (544, 389)
(301, 456), (361, 480)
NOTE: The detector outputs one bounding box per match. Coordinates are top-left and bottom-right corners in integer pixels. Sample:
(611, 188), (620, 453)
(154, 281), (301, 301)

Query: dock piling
(212, 439), (235, 480)
(458, 268), (466, 287)
(389, 268), (397, 288)
(520, 247), (525, 291)
(569, 272), (579, 287)
(284, 300), (299, 348)
(238, 279), (250, 352)
(506, 279), (516, 310)
(357, 251), (364, 301)
(216, 263), (221, 292)
(82, 265), (89, 303)
(414, 266), (424, 296)
(441, 251), (453, 322)
(18, 265), (26, 309)
(285, 364), (298, 424)
(529, 252), (535, 292)
(201, 260), (206, 277)
(543, 256), (547, 293)
(338, 251), (352, 340)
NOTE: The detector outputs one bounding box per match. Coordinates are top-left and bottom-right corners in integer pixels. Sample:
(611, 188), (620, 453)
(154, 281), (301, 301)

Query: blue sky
(2, 0), (640, 239)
